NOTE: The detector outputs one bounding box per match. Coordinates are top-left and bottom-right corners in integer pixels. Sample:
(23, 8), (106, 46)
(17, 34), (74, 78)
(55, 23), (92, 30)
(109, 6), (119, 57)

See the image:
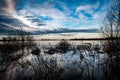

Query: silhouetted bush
(0, 28), (35, 54)
(0, 28), (36, 80)
(56, 40), (71, 53)
(77, 44), (91, 51)
(44, 48), (59, 55)
(31, 47), (40, 56)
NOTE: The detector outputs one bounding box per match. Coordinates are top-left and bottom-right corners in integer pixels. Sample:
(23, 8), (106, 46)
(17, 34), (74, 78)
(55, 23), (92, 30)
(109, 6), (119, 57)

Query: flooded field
(0, 36), (119, 80)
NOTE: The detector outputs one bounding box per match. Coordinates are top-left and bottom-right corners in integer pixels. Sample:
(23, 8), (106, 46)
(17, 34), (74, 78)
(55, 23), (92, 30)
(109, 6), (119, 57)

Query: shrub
(56, 40), (71, 53)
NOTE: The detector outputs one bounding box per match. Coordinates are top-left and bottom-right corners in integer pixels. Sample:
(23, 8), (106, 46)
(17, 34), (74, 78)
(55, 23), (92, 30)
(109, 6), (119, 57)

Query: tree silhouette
(101, 0), (120, 56)
(101, 0), (120, 79)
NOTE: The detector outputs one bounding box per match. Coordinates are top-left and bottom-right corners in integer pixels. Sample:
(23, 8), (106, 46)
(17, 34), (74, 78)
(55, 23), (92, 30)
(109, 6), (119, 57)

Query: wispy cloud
(22, 1), (69, 29)
(3, 0), (15, 16)
(75, 2), (100, 19)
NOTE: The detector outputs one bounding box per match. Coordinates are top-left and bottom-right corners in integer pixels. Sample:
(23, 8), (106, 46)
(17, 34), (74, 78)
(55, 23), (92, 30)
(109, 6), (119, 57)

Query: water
(33, 33), (100, 39)
(35, 40), (101, 47)
(0, 33), (101, 45)
(0, 34), (108, 80)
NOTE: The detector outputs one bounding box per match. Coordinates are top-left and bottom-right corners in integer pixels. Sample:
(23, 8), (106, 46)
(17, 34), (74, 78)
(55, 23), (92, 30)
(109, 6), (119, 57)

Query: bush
(56, 40), (71, 53)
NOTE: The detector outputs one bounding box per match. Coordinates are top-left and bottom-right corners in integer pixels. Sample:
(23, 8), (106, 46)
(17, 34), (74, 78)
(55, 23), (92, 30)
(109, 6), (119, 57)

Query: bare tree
(101, 0), (120, 56)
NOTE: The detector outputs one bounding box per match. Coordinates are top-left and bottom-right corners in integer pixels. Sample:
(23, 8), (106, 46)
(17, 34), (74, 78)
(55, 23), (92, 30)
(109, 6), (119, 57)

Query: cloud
(73, 1), (111, 29)
(12, 9), (46, 31)
(76, 5), (93, 14)
(12, 6), (65, 31)
(33, 28), (99, 35)
(93, 12), (106, 20)
(3, 0), (15, 16)
(75, 2), (100, 19)
(22, 1), (69, 29)
(39, 8), (66, 20)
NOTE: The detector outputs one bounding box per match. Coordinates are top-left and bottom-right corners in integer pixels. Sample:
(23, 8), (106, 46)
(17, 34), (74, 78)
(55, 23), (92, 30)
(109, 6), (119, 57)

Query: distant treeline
(70, 37), (120, 41)
(28, 37), (120, 41)
(1, 37), (120, 41)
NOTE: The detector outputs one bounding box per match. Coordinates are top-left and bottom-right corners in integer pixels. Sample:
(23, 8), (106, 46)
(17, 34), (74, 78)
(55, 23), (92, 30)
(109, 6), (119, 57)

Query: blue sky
(0, 0), (112, 33)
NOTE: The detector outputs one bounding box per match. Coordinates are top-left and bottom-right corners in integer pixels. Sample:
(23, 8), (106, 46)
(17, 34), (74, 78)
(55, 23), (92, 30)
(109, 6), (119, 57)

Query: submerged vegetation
(0, 34), (120, 80)
(56, 39), (71, 53)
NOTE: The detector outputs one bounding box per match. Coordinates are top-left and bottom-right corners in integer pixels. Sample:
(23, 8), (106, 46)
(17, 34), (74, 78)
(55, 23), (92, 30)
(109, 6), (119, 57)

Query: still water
(35, 40), (102, 46)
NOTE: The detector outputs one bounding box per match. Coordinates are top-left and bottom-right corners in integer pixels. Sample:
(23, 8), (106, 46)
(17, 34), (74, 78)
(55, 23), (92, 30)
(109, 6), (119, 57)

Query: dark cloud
(0, 0), (26, 15)
(0, 15), (14, 24)
(0, 0), (7, 7)
(0, 0), (7, 15)
(0, 0), (29, 34)
(33, 28), (99, 35)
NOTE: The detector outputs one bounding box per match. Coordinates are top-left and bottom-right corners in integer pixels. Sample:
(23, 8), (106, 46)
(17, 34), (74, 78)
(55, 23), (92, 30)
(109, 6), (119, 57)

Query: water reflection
(0, 37), (119, 80)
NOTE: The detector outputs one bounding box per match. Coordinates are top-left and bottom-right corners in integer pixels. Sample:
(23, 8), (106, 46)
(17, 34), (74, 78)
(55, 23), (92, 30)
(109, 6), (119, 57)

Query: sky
(0, 0), (112, 34)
